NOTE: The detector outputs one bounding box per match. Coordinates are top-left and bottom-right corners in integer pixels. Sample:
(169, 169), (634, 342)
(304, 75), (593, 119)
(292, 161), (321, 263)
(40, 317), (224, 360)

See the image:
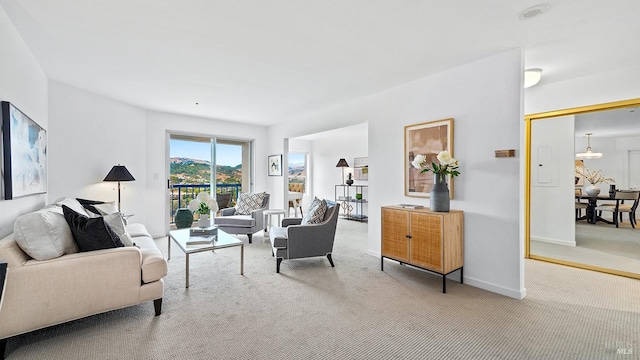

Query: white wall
(269, 49), (524, 298)
(145, 111), (268, 237)
(530, 116), (575, 246)
(616, 136), (640, 190)
(0, 7), (48, 238)
(303, 124), (368, 210)
(48, 81), (147, 223)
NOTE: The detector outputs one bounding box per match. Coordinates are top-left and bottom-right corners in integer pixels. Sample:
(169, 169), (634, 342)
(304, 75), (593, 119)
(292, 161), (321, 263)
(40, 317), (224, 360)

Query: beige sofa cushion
(13, 210), (79, 260)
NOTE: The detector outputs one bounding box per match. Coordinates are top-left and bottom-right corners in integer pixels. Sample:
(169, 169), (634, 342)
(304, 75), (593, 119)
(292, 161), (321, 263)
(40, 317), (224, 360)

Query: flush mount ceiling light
(524, 68), (542, 88)
(518, 4), (550, 20)
(576, 133), (603, 159)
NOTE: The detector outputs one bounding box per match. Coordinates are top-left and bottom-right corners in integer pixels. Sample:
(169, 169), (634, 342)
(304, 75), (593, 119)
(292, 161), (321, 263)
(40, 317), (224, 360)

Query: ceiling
(575, 106), (640, 138)
(2, 0), (639, 126)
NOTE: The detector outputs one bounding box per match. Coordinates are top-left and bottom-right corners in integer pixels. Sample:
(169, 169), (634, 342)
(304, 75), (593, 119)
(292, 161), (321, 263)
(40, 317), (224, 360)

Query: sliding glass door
(169, 134), (252, 223)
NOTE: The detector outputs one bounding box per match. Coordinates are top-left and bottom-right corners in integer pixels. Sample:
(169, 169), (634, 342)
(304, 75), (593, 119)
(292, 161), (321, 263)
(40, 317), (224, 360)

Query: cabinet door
(381, 208), (409, 261)
(409, 212), (443, 272)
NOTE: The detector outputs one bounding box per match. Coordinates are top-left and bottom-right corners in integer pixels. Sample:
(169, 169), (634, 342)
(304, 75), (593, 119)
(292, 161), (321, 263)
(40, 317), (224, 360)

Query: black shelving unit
(335, 185), (368, 222)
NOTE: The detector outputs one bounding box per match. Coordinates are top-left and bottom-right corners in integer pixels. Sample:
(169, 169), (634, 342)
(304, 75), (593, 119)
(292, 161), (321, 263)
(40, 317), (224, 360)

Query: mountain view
(170, 157), (241, 185)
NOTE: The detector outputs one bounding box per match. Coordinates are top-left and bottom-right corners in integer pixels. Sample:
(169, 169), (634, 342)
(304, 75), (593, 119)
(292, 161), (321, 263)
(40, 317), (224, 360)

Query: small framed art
(268, 154), (283, 176)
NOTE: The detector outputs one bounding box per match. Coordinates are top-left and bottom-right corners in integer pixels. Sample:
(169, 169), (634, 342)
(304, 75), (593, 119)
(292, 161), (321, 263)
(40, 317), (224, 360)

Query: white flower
(411, 154), (427, 169)
(197, 192), (211, 202)
(188, 199), (200, 212)
(436, 150), (451, 164)
(207, 199), (219, 213)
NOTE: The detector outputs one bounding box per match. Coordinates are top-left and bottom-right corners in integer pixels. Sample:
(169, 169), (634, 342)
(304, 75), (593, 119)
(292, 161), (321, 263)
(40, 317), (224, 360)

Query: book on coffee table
(186, 235), (216, 245)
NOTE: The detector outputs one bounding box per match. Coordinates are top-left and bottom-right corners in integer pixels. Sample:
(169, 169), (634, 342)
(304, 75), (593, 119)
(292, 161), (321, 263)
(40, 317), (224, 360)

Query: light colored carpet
(531, 219), (640, 274)
(5, 220), (640, 359)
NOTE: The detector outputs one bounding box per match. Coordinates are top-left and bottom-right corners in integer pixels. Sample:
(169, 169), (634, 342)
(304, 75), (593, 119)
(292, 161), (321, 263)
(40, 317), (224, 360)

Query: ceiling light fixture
(518, 4), (550, 20)
(524, 68), (542, 88)
(576, 133), (602, 159)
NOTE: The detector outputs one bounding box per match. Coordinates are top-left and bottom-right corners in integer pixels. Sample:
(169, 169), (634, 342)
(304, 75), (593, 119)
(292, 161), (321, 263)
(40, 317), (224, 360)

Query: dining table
(575, 193), (616, 224)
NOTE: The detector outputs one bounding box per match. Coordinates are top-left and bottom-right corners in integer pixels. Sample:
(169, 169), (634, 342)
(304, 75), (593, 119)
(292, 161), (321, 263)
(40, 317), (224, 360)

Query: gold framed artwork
(404, 118), (454, 198)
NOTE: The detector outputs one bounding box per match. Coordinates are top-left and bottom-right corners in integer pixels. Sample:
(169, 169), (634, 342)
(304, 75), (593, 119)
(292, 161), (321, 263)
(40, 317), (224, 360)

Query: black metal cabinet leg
(460, 267), (464, 284)
(442, 274), (446, 293)
(381, 257), (384, 271)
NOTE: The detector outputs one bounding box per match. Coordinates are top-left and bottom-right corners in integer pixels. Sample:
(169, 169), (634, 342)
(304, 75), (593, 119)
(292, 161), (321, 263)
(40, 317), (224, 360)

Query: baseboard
(464, 276), (526, 299)
(369, 250), (525, 299)
(531, 236), (576, 247)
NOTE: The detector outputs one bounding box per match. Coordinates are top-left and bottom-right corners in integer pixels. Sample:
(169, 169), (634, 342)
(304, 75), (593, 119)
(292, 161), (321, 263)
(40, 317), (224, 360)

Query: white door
(629, 150), (640, 189)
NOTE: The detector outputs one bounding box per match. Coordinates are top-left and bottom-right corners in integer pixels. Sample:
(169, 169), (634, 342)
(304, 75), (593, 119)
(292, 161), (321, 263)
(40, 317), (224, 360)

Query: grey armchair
(214, 193), (270, 243)
(269, 200), (339, 273)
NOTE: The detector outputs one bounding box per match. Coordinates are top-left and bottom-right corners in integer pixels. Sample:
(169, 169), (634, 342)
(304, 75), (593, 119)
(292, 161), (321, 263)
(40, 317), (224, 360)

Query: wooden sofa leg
(327, 253), (335, 267)
(1, 338), (6, 360)
(276, 258), (282, 273)
(154, 298), (163, 316)
(247, 233), (252, 244)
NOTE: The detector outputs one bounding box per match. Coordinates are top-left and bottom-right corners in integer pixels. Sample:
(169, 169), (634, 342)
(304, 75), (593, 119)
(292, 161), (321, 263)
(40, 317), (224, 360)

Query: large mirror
(526, 98), (640, 279)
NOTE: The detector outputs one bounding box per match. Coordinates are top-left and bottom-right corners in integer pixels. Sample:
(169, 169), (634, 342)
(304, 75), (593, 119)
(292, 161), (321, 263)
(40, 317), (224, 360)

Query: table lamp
(336, 158), (349, 185)
(103, 164), (135, 211)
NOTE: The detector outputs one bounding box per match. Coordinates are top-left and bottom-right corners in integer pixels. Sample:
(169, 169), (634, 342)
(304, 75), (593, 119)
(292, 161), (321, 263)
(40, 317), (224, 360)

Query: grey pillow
(14, 210), (79, 260)
(235, 192), (266, 215)
(301, 197), (327, 225)
(104, 213), (134, 246)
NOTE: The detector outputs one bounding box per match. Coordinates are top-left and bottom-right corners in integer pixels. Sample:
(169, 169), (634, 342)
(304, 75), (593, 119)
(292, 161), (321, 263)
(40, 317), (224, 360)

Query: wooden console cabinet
(381, 206), (464, 293)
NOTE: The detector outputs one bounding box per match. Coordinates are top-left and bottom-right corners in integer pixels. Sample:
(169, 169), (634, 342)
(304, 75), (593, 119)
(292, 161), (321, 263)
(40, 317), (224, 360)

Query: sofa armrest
(282, 218), (302, 227)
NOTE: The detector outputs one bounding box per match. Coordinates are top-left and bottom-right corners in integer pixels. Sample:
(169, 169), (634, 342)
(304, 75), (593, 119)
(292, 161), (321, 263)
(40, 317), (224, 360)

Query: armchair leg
(276, 258), (282, 273)
(327, 253), (335, 267)
(1, 338), (6, 360)
(247, 233), (252, 244)
(154, 298), (163, 316)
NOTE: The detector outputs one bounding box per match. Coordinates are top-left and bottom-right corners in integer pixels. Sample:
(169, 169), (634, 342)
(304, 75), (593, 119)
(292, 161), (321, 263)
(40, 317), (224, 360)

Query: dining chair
(575, 188), (588, 220)
(594, 190), (640, 228)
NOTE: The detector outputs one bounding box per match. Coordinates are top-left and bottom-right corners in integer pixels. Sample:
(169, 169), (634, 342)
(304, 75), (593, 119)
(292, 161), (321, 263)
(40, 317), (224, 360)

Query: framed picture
(2, 101), (48, 199)
(575, 160), (584, 186)
(268, 154), (283, 176)
(353, 157), (368, 181)
(405, 118), (453, 198)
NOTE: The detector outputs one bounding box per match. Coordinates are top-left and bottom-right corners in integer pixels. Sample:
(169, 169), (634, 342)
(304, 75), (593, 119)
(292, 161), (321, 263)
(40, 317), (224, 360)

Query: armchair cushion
(236, 192), (267, 215)
(301, 197), (327, 225)
(214, 214), (255, 227)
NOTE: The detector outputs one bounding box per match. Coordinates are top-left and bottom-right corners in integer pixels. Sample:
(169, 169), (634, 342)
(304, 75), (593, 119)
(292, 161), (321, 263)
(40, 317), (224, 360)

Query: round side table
(263, 209), (286, 239)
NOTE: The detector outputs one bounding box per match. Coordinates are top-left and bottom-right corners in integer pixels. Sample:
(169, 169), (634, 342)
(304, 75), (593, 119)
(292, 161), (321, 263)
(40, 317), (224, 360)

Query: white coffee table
(168, 228), (243, 288)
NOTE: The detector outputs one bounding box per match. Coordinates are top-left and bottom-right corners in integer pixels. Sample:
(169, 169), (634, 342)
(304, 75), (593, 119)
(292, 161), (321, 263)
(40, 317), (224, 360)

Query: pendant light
(576, 133), (602, 159)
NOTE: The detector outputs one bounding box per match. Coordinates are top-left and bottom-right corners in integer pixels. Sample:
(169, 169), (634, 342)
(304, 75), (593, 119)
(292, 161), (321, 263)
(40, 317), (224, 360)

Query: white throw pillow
(94, 202), (119, 215)
(54, 197), (89, 217)
(103, 213), (134, 246)
(301, 197), (328, 225)
(14, 210), (79, 260)
(235, 192), (266, 215)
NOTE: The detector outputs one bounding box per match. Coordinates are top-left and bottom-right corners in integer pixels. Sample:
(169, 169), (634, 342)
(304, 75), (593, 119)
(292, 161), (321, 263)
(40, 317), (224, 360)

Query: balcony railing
(169, 183), (241, 223)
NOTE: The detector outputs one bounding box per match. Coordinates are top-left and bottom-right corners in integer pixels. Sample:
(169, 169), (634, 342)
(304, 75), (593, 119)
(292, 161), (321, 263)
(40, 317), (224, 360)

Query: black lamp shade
(103, 165), (135, 182)
(336, 158), (349, 167)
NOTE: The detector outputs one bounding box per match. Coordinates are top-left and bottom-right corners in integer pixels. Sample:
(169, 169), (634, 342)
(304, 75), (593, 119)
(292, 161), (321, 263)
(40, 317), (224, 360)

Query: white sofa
(0, 200), (167, 359)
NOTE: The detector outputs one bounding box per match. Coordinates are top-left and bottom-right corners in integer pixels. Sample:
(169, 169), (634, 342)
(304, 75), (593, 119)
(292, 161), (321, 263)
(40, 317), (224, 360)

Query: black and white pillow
(301, 197), (327, 225)
(62, 205), (125, 252)
(235, 192), (266, 215)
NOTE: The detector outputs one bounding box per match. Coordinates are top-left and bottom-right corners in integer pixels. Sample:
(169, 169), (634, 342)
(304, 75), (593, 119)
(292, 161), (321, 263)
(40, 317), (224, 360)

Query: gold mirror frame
(525, 97), (640, 279)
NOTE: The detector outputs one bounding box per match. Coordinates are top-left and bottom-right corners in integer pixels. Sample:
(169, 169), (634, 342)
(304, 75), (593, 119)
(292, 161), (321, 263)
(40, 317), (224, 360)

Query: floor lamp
(103, 164), (135, 212)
